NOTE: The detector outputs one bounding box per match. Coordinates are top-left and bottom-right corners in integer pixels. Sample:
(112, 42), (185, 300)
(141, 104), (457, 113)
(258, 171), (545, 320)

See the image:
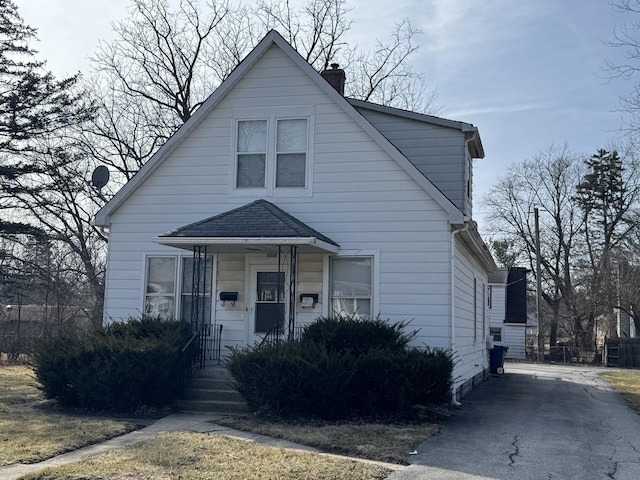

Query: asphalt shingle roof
(160, 199), (338, 246)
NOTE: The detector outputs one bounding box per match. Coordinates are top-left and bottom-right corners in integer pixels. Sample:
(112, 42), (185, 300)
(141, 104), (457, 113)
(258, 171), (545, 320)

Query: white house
(94, 30), (496, 400)
(487, 267), (528, 359)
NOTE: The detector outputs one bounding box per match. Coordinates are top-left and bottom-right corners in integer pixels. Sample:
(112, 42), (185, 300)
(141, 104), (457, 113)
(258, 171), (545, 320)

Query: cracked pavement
(386, 363), (640, 480)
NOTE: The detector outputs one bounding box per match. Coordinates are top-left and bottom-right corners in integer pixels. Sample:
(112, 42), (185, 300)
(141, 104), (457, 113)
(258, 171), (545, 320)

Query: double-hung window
(236, 120), (267, 188)
(233, 107), (312, 195)
(276, 119), (307, 187)
(330, 256), (373, 319)
(144, 257), (177, 321)
(144, 256), (212, 322)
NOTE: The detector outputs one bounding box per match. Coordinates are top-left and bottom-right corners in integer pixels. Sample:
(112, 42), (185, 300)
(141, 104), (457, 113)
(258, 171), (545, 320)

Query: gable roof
(154, 200), (339, 254)
(94, 30), (470, 227)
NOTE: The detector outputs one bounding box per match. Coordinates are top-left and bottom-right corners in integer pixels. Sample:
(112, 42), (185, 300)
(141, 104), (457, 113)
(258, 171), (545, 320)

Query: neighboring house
(94, 30), (496, 400)
(616, 308), (637, 339)
(487, 267), (528, 359)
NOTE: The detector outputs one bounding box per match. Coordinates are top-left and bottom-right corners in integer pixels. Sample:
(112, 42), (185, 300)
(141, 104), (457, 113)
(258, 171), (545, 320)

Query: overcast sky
(19, 0), (634, 230)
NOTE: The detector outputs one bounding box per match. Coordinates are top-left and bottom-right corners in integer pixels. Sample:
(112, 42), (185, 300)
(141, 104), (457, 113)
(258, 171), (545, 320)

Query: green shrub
(300, 315), (416, 355)
(226, 316), (453, 419)
(226, 341), (354, 417)
(32, 317), (191, 412)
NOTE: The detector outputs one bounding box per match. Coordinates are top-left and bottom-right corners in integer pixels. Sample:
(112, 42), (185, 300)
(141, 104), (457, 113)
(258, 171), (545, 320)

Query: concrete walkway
(0, 413), (402, 480)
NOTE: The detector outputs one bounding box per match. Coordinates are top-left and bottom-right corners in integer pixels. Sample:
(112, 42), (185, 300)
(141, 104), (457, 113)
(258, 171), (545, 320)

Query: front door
(249, 265), (286, 344)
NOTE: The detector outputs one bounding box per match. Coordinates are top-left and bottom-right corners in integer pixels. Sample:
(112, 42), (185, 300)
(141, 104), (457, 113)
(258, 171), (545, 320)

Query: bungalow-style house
(95, 30), (496, 400)
(487, 267), (528, 359)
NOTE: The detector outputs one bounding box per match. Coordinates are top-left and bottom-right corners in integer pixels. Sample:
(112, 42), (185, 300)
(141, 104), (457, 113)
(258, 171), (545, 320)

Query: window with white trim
(276, 119), (307, 187)
(144, 256), (212, 322)
(330, 256), (372, 319)
(490, 327), (502, 342)
(145, 257), (176, 321)
(236, 120), (267, 188)
(232, 107), (312, 195)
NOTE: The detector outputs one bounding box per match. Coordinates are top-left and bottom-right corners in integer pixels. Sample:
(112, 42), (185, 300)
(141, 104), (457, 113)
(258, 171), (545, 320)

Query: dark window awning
(154, 200), (339, 254)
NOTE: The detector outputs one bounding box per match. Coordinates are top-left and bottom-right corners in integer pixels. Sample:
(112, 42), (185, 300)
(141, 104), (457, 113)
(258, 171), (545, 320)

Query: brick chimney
(321, 63), (346, 96)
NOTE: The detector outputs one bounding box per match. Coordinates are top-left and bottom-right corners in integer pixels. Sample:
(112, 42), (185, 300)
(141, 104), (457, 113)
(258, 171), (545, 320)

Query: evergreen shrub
(300, 315), (415, 354)
(32, 317), (191, 412)
(225, 315), (453, 418)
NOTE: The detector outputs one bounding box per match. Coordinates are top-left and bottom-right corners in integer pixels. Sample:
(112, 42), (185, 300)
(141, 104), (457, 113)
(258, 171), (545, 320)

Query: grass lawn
(0, 365), (136, 466)
(22, 431), (391, 480)
(600, 369), (640, 414)
(2, 364), (443, 479)
(216, 414), (443, 465)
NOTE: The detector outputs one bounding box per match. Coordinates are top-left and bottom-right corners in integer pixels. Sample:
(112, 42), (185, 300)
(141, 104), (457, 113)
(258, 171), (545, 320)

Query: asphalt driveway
(387, 363), (640, 480)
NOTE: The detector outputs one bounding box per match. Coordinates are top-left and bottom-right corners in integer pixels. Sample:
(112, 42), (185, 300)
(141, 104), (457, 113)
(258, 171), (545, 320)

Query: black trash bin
(489, 345), (508, 375)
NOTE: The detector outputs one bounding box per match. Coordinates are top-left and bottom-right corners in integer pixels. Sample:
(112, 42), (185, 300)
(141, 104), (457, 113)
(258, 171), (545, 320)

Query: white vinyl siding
(453, 238), (490, 396)
(502, 325), (526, 359)
(101, 44), (486, 394)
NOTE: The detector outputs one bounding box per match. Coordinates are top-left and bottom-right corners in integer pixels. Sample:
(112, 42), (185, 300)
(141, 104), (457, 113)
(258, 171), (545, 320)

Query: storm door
(249, 266), (286, 344)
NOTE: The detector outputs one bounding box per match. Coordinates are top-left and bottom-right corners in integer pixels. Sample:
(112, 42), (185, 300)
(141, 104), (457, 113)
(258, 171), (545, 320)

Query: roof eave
(458, 225), (497, 272)
(153, 236), (340, 254)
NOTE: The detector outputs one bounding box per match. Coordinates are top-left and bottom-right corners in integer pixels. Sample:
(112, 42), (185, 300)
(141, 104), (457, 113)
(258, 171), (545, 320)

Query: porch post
(190, 245), (208, 329)
(288, 246), (297, 340)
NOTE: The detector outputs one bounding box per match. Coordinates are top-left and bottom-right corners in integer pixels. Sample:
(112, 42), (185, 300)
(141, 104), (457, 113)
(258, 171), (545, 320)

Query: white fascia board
(153, 236), (340, 253)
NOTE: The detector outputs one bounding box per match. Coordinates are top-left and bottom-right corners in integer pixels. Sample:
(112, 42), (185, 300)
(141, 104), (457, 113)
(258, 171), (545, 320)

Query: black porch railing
(182, 323), (223, 384)
(258, 324), (305, 347)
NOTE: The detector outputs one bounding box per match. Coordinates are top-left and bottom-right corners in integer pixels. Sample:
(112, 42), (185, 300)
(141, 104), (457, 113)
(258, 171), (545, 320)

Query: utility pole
(535, 207), (544, 362)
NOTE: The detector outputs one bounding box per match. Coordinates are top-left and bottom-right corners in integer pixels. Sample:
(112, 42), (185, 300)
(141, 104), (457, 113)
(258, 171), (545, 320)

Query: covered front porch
(153, 200), (339, 365)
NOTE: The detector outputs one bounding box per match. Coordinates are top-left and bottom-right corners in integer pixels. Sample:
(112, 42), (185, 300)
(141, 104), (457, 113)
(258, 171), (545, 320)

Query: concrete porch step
(179, 366), (250, 414)
(177, 398), (250, 414)
(185, 387), (244, 402)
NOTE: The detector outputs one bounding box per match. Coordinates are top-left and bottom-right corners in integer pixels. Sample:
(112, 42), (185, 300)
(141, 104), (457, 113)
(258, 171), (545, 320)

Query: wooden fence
(605, 338), (640, 368)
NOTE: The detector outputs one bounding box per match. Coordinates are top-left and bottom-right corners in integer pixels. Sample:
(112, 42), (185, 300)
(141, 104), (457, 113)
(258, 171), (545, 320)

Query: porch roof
(154, 199), (340, 254)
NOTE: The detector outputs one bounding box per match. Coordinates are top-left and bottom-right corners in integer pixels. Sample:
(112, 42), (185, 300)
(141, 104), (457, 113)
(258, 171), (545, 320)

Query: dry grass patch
(23, 431), (391, 480)
(600, 370), (640, 414)
(217, 415), (443, 465)
(0, 365), (136, 466)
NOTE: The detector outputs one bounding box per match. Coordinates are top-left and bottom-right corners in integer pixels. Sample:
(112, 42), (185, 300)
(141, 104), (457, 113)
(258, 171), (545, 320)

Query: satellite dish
(91, 165), (110, 190)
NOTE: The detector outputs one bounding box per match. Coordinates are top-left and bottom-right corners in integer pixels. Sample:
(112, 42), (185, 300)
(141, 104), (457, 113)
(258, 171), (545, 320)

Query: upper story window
(276, 119), (307, 187)
(237, 120), (267, 188)
(232, 106), (313, 196)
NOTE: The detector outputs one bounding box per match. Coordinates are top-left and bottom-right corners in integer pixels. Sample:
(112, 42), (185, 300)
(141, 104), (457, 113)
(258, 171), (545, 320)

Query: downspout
(450, 135), (476, 404)
(450, 219), (470, 405)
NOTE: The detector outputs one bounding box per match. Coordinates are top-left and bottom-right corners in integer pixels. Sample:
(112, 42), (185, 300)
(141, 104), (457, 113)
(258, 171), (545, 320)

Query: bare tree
(484, 145), (585, 347)
(605, 0), (640, 137)
(485, 141), (640, 350)
(85, 0), (439, 190)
